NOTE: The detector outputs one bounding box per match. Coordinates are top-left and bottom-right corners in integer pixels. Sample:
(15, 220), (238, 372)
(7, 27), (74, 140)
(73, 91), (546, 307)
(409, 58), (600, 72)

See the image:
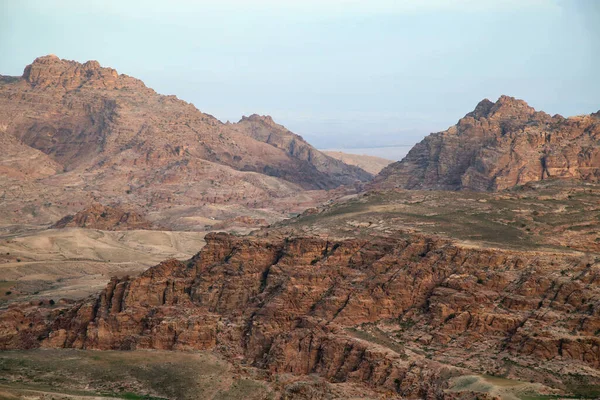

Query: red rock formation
(51, 203), (155, 230)
(2, 233), (598, 396)
(374, 96), (600, 191)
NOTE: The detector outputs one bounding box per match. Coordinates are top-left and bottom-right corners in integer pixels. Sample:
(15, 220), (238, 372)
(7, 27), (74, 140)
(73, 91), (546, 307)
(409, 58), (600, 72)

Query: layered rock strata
(2, 232), (598, 397)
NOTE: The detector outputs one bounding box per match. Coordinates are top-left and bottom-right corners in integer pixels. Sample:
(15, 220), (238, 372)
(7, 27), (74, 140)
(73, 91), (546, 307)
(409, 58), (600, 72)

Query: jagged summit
(239, 114), (276, 125)
(466, 95), (536, 121)
(467, 98), (495, 119)
(372, 95), (600, 191)
(20, 54), (147, 91)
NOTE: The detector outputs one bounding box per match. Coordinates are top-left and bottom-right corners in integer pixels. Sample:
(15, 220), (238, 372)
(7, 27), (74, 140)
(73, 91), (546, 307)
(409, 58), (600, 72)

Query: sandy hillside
(322, 151), (393, 174)
(0, 228), (206, 302)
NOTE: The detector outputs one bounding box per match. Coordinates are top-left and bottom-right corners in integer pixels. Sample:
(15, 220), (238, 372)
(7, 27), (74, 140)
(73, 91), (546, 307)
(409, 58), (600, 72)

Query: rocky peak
(466, 98), (495, 119)
(21, 54), (143, 90)
(239, 114), (276, 126)
(488, 95), (536, 119)
(465, 95), (536, 122)
(372, 95), (600, 191)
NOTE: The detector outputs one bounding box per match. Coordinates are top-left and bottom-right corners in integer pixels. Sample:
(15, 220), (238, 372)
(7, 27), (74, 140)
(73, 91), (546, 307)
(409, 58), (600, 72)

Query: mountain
(0, 55), (370, 228)
(3, 61), (600, 399)
(373, 95), (600, 191)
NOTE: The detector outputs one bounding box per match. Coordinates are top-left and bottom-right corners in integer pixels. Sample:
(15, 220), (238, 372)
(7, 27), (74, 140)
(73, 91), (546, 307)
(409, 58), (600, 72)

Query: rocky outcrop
(51, 203), (155, 230)
(373, 96), (600, 191)
(2, 233), (598, 396)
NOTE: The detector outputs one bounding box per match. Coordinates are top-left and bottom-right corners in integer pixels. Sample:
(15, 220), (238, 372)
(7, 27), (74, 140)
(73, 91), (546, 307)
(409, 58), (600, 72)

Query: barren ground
(0, 228), (206, 303)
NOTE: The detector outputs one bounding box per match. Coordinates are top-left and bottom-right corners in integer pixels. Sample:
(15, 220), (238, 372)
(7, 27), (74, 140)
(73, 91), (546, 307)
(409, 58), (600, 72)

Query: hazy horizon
(1, 0), (598, 149)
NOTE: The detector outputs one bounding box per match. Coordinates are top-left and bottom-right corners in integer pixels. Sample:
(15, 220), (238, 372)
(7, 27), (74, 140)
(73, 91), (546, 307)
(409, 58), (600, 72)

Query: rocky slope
(373, 96), (600, 191)
(0, 55), (370, 228)
(233, 115), (372, 188)
(51, 203), (155, 231)
(0, 124), (62, 180)
(2, 230), (598, 398)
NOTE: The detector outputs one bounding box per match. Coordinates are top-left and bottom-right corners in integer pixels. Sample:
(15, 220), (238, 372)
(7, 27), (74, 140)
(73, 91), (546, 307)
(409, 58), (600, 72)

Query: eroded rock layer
(51, 203), (155, 231)
(2, 232), (598, 397)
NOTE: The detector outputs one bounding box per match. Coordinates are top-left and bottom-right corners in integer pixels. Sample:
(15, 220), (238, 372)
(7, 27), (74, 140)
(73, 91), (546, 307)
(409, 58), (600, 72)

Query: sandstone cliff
(373, 96), (600, 191)
(2, 232), (598, 397)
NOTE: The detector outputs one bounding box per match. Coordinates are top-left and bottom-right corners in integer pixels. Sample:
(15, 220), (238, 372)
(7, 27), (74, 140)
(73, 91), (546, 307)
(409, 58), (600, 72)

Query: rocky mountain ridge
(373, 95), (600, 191)
(1, 231), (598, 398)
(0, 55), (370, 228)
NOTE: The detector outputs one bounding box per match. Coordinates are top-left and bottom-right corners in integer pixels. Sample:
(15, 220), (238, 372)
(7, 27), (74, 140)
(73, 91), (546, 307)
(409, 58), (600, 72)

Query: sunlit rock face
(2, 232), (598, 397)
(374, 95), (600, 191)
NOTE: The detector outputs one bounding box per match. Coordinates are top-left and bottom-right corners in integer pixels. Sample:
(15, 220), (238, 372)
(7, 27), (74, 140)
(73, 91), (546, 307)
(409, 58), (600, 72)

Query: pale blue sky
(1, 0), (599, 152)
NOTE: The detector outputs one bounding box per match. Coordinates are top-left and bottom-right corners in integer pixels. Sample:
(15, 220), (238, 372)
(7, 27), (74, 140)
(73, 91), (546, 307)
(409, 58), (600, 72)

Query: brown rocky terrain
(2, 180), (600, 399)
(51, 203), (155, 231)
(232, 115), (372, 188)
(2, 58), (600, 399)
(210, 215), (269, 231)
(0, 128), (62, 180)
(374, 95), (600, 191)
(322, 150), (393, 174)
(0, 55), (370, 229)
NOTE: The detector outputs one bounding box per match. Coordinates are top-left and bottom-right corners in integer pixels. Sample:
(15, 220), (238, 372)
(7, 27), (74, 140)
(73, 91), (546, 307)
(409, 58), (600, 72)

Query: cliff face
(373, 96), (600, 191)
(2, 233), (598, 397)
